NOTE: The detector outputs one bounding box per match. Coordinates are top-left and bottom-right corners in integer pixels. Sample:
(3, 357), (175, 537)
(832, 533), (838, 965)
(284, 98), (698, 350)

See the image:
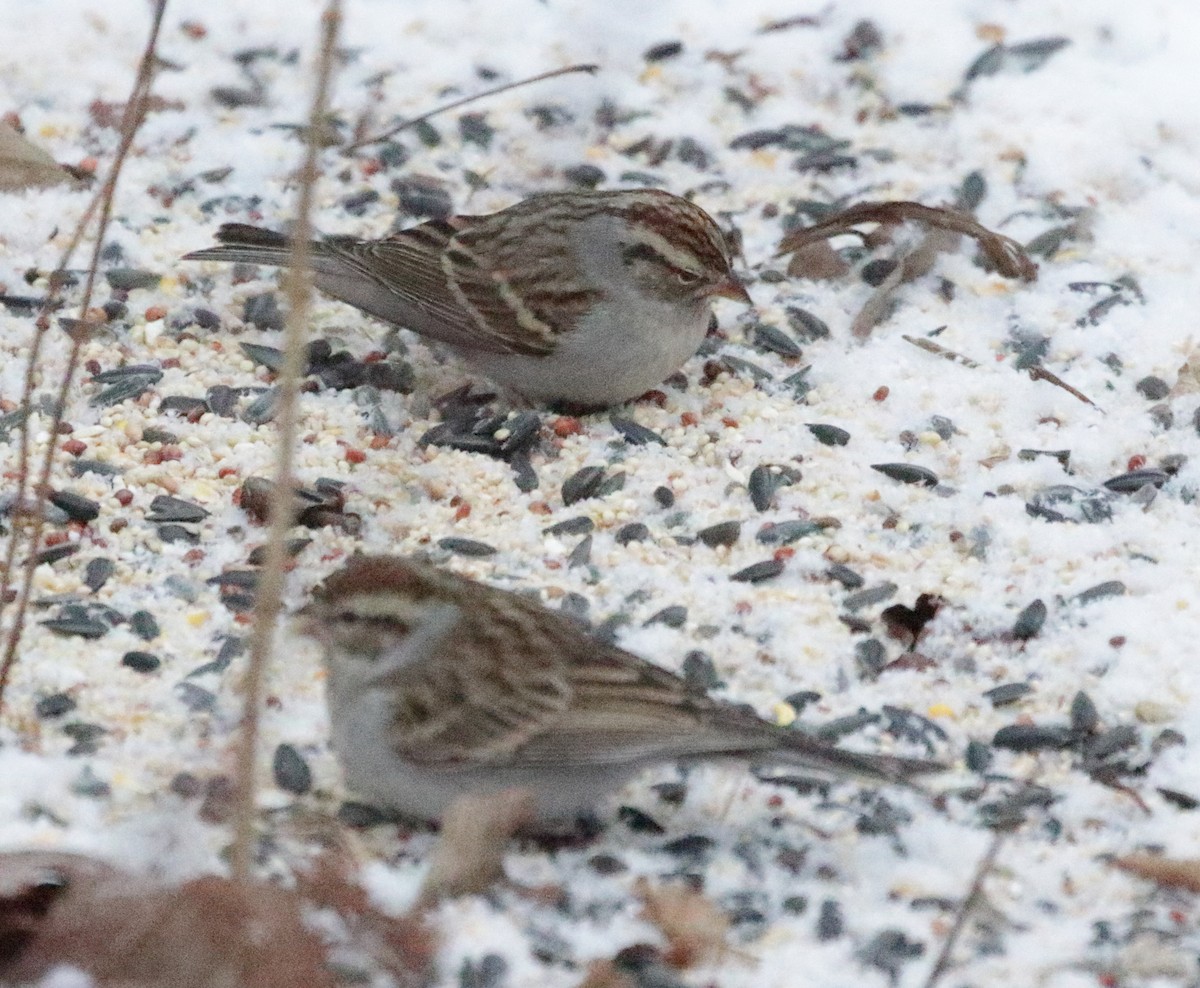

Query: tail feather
(183, 223), (332, 269)
(763, 729), (945, 787)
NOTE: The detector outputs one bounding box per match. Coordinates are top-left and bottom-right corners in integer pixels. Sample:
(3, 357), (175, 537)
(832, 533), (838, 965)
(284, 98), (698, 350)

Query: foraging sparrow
(298, 555), (942, 825)
(184, 189), (751, 407)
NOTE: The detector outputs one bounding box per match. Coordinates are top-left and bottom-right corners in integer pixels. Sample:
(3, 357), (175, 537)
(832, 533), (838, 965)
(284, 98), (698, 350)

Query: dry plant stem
(229, 0), (342, 886)
(344, 63), (598, 152)
(0, 0), (167, 715)
(1027, 365), (1098, 408)
(921, 830), (1006, 988)
(902, 334), (981, 368)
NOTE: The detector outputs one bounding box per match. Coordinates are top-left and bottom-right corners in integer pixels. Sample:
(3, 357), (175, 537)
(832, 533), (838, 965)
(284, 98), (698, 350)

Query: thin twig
(1027, 365), (1098, 409)
(343, 63), (598, 152)
(229, 0), (342, 886)
(921, 830), (1007, 988)
(0, 0), (167, 714)
(902, 334), (981, 368)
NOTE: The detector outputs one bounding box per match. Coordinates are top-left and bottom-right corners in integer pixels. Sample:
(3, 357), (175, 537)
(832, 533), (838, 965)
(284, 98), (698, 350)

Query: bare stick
(902, 334), (981, 368)
(921, 830), (1006, 988)
(0, 0), (167, 714)
(1027, 365), (1098, 409)
(344, 63), (598, 152)
(229, 0), (343, 886)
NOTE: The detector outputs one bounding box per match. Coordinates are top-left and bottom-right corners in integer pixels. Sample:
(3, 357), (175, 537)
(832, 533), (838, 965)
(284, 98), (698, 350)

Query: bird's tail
(183, 223), (346, 277)
(762, 729), (946, 787)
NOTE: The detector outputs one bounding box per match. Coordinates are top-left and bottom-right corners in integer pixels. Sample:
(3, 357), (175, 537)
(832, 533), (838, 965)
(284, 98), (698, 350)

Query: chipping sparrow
(184, 189), (751, 407)
(298, 555), (942, 825)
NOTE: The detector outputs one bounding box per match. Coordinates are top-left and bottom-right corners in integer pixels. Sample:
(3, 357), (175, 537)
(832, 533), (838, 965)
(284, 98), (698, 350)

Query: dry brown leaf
(635, 877), (731, 968)
(0, 851), (334, 988)
(296, 852), (436, 988)
(1173, 353), (1200, 396)
(0, 122), (74, 190)
(416, 788), (535, 907)
(778, 200), (1038, 282)
(1112, 853), (1200, 893)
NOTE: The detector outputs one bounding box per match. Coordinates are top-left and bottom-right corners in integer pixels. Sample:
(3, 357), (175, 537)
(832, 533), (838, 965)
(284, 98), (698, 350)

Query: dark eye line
(621, 242), (703, 283)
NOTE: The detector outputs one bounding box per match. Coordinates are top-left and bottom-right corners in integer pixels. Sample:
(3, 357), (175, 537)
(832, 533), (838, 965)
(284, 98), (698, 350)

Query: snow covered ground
(2, 1), (1200, 985)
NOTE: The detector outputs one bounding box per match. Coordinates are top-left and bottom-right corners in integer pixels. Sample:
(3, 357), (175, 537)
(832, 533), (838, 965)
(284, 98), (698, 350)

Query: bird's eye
(336, 611), (357, 623)
(675, 269), (703, 286)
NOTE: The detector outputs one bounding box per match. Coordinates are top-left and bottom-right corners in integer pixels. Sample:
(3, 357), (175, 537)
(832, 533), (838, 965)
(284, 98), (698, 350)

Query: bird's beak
(713, 274), (752, 305)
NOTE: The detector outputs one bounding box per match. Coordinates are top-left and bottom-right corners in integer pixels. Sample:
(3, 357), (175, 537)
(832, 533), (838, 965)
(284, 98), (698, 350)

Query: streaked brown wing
(383, 584), (578, 765)
(323, 211), (598, 357)
(384, 570), (774, 769)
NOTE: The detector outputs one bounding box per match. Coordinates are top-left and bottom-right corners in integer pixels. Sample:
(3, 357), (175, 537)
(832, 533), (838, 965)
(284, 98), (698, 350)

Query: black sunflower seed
(568, 534), (593, 569)
(992, 723), (1074, 751)
(562, 465), (606, 506)
(757, 519), (822, 545)
(176, 682), (217, 712)
(1135, 375), (1169, 400)
(36, 544), (79, 565)
(753, 323), (803, 357)
(158, 524), (200, 544)
(786, 307), (830, 341)
(653, 486), (675, 508)
(1012, 599), (1047, 640)
(826, 564), (864, 589)
(1073, 580), (1125, 605)
(158, 395), (210, 417)
(595, 472), (626, 498)
(147, 495), (208, 523)
(1083, 725), (1139, 761)
(984, 682), (1034, 707)
(1070, 691), (1100, 734)
(498, 412), (542, 456)
(615, 522), (650, 545)
(644, 40), (683, 61)
(543, 516), (594, 537)
(1102, 469), (1169, 493)
(241, 387), (279, 424)
(36, 693), (76, 718)
(130, 610), (160, 640)
(720, 354), (774, 382)
(84, 558), (115, 592)
(697, 520), (740, 548)
(121, 651), (160, 673)
(610, 415), (666, 446)
(617, 806), (665, 834)
(273, 743), (313, 795)
(511, 454), (539, 492)
(42, 616), (109, 639)
(731, 558), (785, 583)
(807, 423), (850, 446)
(242, 293), (283, 331)
(437, 537), (496, 557)
(749, 464), (801, 511)
(48, 490), (101, 523)
(644, 605), (687, 629)
(871, 463), (938, 487)
(843, 582), (897, 611)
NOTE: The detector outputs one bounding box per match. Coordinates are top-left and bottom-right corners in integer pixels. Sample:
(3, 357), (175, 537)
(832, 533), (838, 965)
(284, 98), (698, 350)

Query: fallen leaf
(1112, 853), (1200, 893)
(0, 122), (74, 190)
(635, 877), (730, 968)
